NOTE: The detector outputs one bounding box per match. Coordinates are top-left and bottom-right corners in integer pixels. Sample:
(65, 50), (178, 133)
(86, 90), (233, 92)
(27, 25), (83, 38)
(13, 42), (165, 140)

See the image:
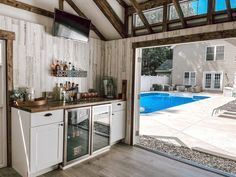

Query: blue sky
(190, 0), (236, 14)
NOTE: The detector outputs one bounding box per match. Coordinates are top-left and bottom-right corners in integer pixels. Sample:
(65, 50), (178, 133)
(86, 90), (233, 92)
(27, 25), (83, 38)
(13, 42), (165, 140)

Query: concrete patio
(140, 93), (236, 160)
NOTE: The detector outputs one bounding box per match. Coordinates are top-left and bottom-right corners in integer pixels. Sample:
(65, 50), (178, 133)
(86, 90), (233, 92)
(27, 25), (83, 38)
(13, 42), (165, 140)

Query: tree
(142, 46), (173, 76)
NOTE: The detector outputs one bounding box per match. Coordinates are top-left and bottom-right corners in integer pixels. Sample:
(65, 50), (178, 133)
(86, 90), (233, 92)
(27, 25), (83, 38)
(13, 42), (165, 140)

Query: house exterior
(172, 39), (236, 91)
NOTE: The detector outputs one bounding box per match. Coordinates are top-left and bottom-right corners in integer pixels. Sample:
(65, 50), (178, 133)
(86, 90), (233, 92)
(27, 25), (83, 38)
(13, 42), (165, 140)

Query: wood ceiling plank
(173, 0), (187, 28)
(129, 0), (153, 34)
(64, 0), (106, 41)
(0, 0), (54, 18)
(93, 0), (127, 38)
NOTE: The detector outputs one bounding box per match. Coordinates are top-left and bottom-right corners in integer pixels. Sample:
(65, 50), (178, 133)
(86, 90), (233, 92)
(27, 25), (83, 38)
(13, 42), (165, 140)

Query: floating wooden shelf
(52, 70), (87, 78)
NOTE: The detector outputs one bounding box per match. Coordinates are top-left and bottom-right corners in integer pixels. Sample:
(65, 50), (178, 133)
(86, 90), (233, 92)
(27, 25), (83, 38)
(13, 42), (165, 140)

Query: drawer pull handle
(44, 113), (52, 117)
(117, 103), (122, 106)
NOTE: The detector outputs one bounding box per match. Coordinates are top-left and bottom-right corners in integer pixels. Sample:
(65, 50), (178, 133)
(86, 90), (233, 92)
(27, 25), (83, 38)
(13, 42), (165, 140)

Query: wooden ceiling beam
(116, 0), (128, 8)
(162, 1), (168, 32)
(0, 0), (54, 18)
(64, 0), (106, 41)
(129, 0), (153, 33)
(59, 0), (64, 10)
(116, 0), (129, 36)
(173, 0), (187, 28)
(207, 0), (215, 24)
(128, 0), (172, 16)
(93, 0), (127, 38)
(133, 29), (236, 49)
(225, 0), (233, 20)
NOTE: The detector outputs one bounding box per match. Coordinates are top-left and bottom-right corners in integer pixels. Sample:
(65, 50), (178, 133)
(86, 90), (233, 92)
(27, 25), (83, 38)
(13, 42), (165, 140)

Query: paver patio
(140, 93), (236, 159)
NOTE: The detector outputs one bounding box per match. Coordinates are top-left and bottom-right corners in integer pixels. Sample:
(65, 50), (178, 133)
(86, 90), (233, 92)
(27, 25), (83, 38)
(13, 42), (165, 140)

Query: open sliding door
(0, 40), (7, 168)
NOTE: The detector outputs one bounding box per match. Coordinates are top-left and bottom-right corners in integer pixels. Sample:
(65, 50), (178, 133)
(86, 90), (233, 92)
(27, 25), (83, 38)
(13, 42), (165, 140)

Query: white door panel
(30, 123), (63, 173)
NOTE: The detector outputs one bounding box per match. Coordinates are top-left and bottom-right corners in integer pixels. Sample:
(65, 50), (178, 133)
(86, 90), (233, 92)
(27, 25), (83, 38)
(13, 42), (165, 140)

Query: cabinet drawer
(31, 110), (63, 127)
(112, 101), (126, 112)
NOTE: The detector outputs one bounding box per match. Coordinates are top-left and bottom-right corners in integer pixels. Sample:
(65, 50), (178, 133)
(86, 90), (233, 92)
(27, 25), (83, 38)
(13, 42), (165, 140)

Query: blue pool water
(140, 93), (209, 113)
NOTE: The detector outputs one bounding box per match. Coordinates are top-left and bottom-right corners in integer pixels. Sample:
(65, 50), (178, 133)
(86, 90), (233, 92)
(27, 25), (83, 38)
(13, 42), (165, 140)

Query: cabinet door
(30, 123), (63, 173)
(92, 105), (111, 153)
(0, 108), (7, 168)
(111, 111), (126, 144)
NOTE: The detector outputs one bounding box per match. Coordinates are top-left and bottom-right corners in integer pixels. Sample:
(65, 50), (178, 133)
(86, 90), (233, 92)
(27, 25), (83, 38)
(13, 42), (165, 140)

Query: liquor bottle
(68, 62), (72, 71)
(68, 82), (71, 90)
(72, 82), (75, 90)
(65, 81), (68, 91)
(60, 60), (64, 71)
(55, 60), (60, 72)
(63, 62), (68, 71)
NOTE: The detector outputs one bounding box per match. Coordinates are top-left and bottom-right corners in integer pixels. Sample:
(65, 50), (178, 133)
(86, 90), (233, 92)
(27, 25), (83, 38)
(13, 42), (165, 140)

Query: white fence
(141, 75), (170, 92)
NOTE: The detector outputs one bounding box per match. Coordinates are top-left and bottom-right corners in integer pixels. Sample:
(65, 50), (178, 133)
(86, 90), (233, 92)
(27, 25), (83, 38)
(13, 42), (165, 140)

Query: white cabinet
(31, 123), (63, 173)
(12, 108), (64, 177)
(111, 101), (126, 144)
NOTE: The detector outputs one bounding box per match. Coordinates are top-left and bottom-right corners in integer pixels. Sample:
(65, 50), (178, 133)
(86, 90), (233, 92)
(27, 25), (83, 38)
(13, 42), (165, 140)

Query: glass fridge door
(92, 104), (111, 153)
(65, 107), (91, 164)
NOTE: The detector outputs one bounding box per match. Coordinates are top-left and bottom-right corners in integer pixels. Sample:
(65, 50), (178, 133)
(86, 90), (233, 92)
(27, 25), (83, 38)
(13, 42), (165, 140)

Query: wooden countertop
(13, 98), (124, 113)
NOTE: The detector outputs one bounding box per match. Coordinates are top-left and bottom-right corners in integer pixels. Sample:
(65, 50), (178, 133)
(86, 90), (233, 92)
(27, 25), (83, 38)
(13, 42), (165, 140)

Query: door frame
(131, 29), (236, 145)
(202, 71), (224, 91)
(0, 40), (7, 168)
(0, 29), (15, 166)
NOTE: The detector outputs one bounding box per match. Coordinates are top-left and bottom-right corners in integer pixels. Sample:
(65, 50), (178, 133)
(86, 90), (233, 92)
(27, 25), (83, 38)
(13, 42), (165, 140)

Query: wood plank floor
(0, 144), (223, 177)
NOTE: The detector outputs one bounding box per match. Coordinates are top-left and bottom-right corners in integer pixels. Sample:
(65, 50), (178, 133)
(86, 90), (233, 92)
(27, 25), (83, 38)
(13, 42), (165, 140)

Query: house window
(184, 71), (196, 86)
(168, 0), (208, 20)
(134, 7), (163, 27)
(206, 46), (224, 61)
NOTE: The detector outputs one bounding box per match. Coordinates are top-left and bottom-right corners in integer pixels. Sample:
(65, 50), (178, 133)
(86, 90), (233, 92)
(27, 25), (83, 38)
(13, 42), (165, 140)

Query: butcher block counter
(13, 98), (123, 113)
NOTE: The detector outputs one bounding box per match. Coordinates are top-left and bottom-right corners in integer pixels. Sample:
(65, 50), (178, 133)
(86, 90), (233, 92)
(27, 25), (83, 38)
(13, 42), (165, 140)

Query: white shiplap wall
(0, 15), (105, 97)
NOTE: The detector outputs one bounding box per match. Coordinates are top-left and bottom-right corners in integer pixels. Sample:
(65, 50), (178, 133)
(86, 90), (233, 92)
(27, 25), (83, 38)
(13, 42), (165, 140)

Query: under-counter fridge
(64, 104), (112, 166)
(64, 107), (91, 166)
(92, 104), (112, 154)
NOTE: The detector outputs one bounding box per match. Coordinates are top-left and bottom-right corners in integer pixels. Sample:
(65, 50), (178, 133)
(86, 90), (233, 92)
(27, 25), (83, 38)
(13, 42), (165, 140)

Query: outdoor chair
(212, 99), (236, 116)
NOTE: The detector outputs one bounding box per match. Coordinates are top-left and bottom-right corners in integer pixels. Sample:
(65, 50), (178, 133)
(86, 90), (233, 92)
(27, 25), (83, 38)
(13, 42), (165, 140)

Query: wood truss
(0, 0), (235, 40)
(129, 0), (153, 33)
(93, 0), (127, 38)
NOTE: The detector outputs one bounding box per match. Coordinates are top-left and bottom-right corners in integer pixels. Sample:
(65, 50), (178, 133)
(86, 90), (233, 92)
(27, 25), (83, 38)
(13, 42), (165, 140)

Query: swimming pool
(140, 93), (209, 113)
